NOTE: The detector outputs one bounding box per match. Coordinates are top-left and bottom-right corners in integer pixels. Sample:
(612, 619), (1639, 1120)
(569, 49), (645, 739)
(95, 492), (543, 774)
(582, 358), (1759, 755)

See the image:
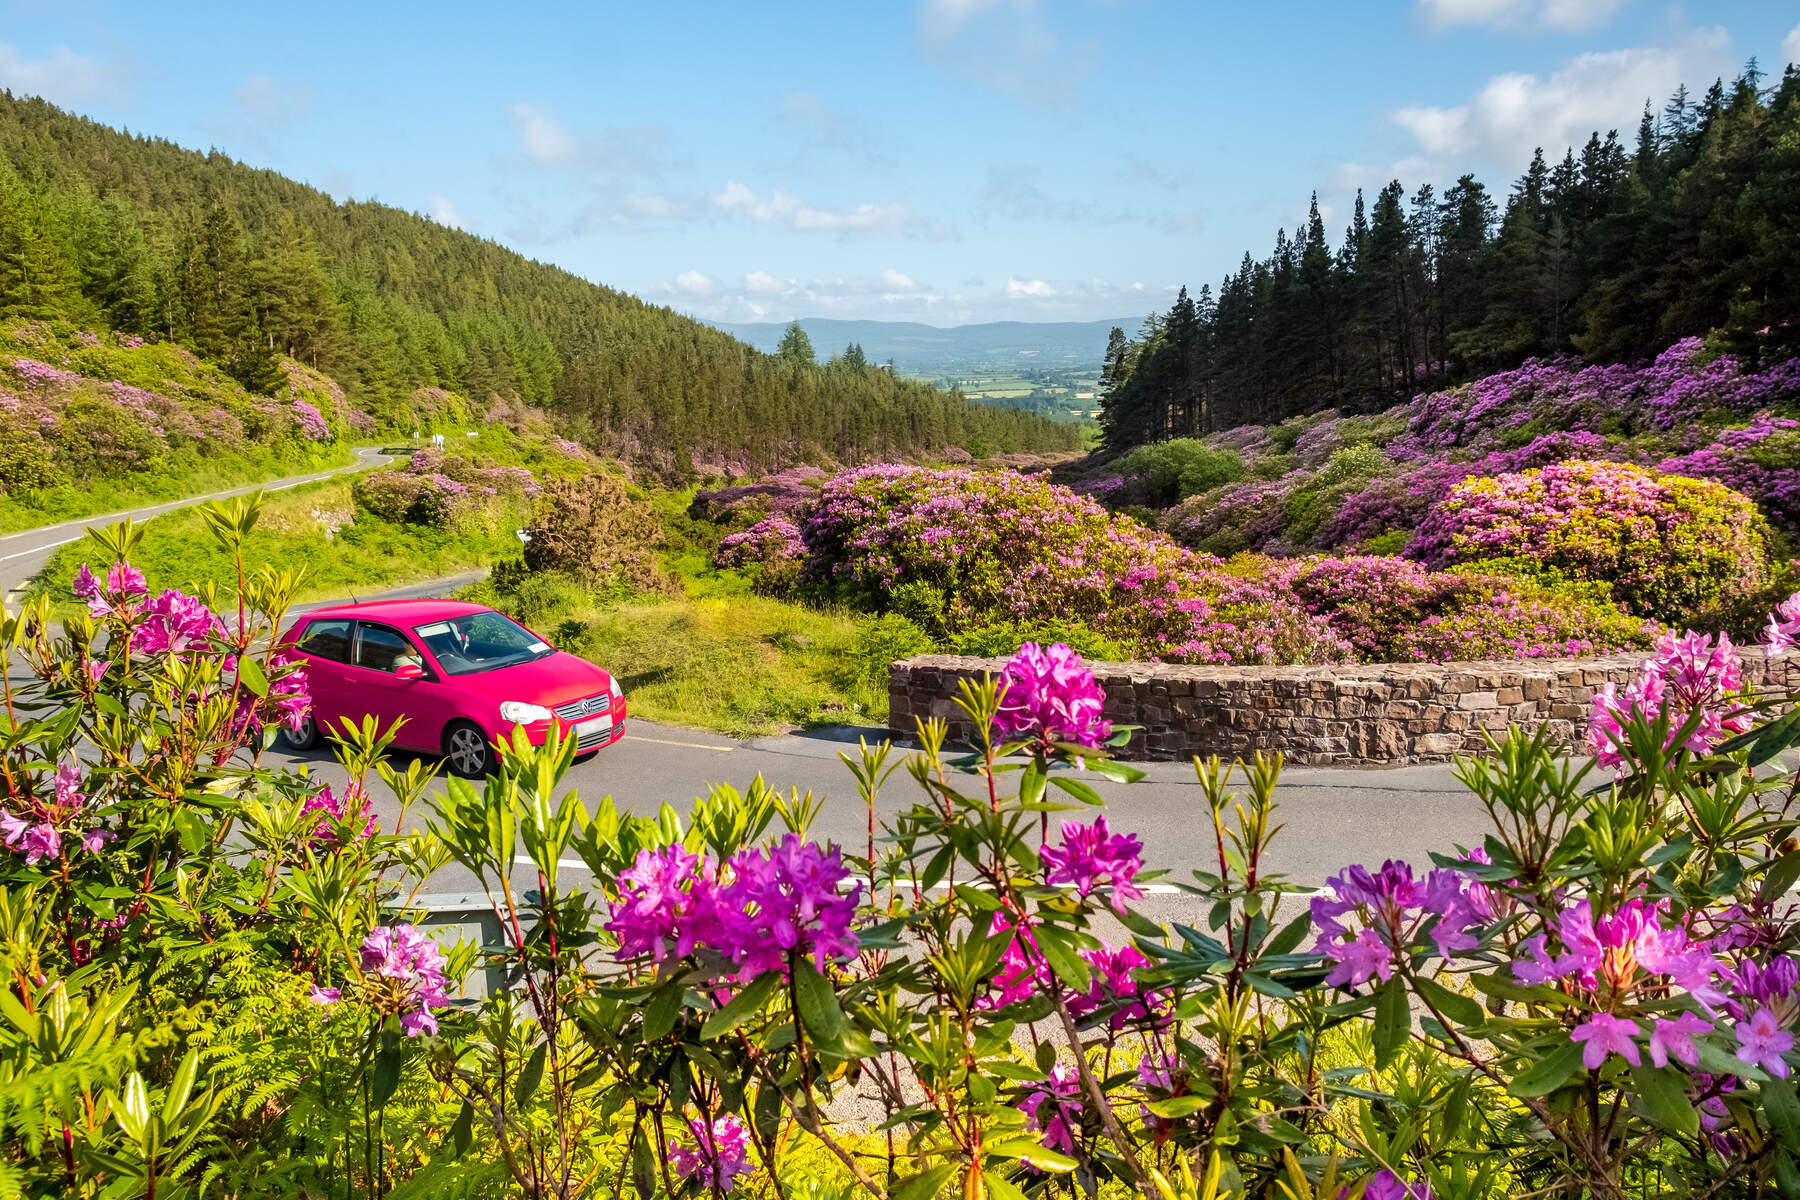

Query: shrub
(1110, 439), (1246, 505)
(523, 472), (672, 594)
(1414, 459), (1772, 628)
(800, 464), (1349, 665)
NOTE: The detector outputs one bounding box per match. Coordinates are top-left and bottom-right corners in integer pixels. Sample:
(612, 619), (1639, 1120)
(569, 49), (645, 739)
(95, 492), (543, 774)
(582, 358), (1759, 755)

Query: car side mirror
(395, 663), (426, 681)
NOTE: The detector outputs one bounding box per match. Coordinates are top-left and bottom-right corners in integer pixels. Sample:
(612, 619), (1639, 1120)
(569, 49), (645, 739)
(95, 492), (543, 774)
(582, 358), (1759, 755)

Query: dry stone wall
(888, 648), (1799, 764)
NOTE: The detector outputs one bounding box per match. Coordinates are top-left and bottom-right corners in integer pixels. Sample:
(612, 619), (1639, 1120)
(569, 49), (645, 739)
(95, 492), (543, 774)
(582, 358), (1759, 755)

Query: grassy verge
(463, 567), (886, 738)
(0, 444), (364, 536)
(27, 476), (529, 611)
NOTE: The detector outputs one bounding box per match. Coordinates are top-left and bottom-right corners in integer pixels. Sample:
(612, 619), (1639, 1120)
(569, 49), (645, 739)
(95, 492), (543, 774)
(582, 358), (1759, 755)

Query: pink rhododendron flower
(1069, 942), (1164, 1030)
(993, 642), (1113, 750)
(135, 588), (215, 655)
(309, 985), (341, 1005)
(1768, 593), (1800, 653)
(1589, 630), (1752, 770)
(983, 911), (1050, 1009)
(671, 1116), (752, 1192)
(302, 782), (378, 847)
(1572, 1013), (1643, 1069)
(715, 835), (861, 980)
(359, 924), (450, 1037)
(1021, 1064), (1084, 1154)
(1324, 928), (1394, 988)
(1736, 1008), (1794, 1077)
(1353, 1170), (1434, 1200)
(1040, 816), (1144, 910)
(606, 845), (721, 962)
(1649, 1012), (1712, 1068)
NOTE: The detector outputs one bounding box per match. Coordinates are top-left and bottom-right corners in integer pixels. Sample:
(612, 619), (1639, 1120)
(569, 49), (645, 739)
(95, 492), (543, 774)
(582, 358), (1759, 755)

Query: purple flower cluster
(671, 1116), (753, 1192)
(302, 782), (379, 847)
(0, 762), (114, 865)
(1588, 630), (1753, 771)
(1658, 413), (1800, 533)
(993, 642), (1113, 750)
(291, 399), (330, 441)
(1039, 817), (1144, 910)
(357, 924), (451, 1036)
(714, 517), (804, 568)
(1311, 857), (1504, 986)
(604, 837), (862, 981)
(1021, 1064), (1085, 1153)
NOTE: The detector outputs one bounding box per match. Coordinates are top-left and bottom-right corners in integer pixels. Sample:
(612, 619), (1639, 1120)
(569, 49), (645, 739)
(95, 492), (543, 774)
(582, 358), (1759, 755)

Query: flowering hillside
(700, 462), (1657, 665)
(1067, 338), (1800, 634)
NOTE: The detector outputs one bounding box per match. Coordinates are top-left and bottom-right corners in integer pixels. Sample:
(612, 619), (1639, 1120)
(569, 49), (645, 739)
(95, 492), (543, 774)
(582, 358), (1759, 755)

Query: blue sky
(3, 1), (1797, 326)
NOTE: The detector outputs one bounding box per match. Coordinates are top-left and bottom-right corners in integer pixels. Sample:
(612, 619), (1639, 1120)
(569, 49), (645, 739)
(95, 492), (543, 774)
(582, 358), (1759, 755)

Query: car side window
(356, 622), (425, 674)
(297, 618), (353, 663)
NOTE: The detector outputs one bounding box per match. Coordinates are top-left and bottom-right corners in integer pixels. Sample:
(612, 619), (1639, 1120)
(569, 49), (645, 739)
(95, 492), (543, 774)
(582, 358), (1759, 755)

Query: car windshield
(412, 611), (555, 676)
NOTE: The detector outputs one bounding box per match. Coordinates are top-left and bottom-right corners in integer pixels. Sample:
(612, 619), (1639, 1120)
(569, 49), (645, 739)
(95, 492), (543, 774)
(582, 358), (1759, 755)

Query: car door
(350, 620), (456, 752)
(290, 617), (355, 737)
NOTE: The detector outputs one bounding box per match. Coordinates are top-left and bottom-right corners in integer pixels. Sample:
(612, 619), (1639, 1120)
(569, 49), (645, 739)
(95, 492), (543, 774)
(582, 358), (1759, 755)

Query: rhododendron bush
(1414, 460), (1772, 627)
(8, 495), (1800, 1198)
(741, 463), (1656, 666)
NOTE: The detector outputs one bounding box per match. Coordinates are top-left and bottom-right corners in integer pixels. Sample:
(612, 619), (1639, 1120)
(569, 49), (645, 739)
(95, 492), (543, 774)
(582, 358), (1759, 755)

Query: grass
(0, 444), (360, 536)
(26, 476), (530, 611)
(463, 557), (887, 737)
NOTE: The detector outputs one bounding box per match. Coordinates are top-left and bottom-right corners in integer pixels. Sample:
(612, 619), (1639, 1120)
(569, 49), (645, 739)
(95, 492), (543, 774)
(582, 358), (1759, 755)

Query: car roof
(296, 598), (494, 626)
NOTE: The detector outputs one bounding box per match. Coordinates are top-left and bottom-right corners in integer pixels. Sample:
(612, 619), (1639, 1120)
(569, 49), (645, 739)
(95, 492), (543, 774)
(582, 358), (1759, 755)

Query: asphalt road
(0, 446), (393, 603)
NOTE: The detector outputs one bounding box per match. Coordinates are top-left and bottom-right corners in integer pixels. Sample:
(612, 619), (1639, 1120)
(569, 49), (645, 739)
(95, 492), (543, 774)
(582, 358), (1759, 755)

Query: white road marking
(0, 535), (83, 563)
(625, 734), (735, 753)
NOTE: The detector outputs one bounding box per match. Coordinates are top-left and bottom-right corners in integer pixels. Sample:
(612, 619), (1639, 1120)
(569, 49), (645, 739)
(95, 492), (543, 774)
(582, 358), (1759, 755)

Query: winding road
(0, 455), (1492, 917)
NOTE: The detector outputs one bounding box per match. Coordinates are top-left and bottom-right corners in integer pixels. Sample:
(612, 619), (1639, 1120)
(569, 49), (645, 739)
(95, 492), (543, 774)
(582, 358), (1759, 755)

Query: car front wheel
(442, 721), (497, 779)
(281, 714), (320, 751)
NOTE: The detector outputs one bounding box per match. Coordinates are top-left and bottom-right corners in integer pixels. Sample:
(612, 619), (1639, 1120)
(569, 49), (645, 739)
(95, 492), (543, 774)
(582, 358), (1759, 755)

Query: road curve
(0, 446), (393, 603)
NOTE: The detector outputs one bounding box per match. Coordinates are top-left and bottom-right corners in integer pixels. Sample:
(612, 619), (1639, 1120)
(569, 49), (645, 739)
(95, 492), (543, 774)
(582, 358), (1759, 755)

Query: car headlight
(499, 701), (553, 723)
(608, 675), (624, 700)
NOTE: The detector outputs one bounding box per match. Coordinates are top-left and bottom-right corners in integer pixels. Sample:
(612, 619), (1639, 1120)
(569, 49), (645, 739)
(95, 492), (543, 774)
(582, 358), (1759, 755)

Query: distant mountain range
(707, 318), (1133, 375)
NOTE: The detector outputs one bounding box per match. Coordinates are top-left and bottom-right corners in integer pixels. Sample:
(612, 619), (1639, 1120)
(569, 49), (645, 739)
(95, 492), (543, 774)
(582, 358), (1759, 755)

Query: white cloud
(1005, 277), (1055, 298)
(672, 270), (716, 297)
(918, 0), (1038, 50)
(510, 102), (573, 163)
(1416, 0), (1630, 32)
(650, 268), (1145, 324)
(1388, 29), (1730, 166)
(1784, 21), (1800, 67)
(426, 195), (464, 229)
(0, 43), (115, 106)
(710, 181), (947, 238)
(506, 102), (668, 175)
(236, 74), (315, 119)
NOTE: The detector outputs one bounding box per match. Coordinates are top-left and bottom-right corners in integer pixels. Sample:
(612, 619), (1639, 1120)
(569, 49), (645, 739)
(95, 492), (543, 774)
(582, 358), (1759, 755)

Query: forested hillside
(1101, 63), (1800, 450)
(0, 93), (1077, 474)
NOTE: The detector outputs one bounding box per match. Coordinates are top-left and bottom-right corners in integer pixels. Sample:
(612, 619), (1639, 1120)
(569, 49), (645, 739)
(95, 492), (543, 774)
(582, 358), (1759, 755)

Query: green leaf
(1032, 924), (1092, 992)
(632, 1126), (658, 1200)
(1719, 706), (1800, 767)
(953, 884), (1004, 912)
(985, 1138), (1079, 1172)
(702, 971), (783, 1040)
(1146, 1096), (1209, 1118)
(792, 959), (850, 1054)
(515, 1043), (547, 1108)
(1508, 1040), (1585, 1098)
(1413, 976), (1485, 1028)
(450, 1102), (474, 1156)
(1085, 759), (1146, 784)
(1048, 776), (1105, 806)
(1262, 912), (1312, 959)
(1629, 1065), (1698, 1136)
(236, 654), (269, 698)
(1768, 1077), (1800, 1153)
(1372, 976), (1409, 1069)
(894, 1163), (958, 1200)
(1765, 851), (1800, 904)
(371, 1044), (404, 1107)
(641, 983), (685, 1042)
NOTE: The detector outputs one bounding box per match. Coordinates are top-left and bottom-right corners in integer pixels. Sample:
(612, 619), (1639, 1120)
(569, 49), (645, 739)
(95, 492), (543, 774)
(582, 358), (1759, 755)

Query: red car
(279, 599), (627, 776)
